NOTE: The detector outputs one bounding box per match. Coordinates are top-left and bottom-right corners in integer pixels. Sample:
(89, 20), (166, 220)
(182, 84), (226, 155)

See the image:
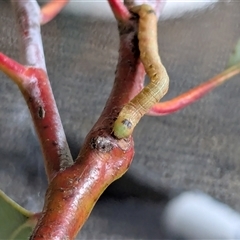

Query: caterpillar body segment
(113, 4), (169, 139)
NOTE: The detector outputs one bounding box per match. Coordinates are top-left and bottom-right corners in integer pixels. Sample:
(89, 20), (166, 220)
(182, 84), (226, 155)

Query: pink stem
(108, 0), (131, 22)
(19, 67), (73, 180)
(0, 54), (73, 182)
(40, 0), (69, 25)
(11, 1), (46, 70)
(30, 12), (143, 239)
(148, 63), (240, 116)
(0, 53), (26, 83)
(2, 0), (73, 181)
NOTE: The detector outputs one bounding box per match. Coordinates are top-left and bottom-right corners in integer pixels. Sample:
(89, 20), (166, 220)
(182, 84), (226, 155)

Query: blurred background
(0, 1), (240, 239)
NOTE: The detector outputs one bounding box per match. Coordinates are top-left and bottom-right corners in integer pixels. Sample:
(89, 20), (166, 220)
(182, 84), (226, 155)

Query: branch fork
(0, 0), (240, 239)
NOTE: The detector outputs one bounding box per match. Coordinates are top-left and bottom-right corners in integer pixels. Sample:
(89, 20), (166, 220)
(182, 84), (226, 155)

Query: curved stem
(0, 55), (73, 181)
(30, 17), (141, 239)
(148, 63), (240, 116)
(2, 0), (74, 181)
(41, 0), (69, 25)
(11, 0), (46, 71)
(0, 53), (26, 84)
(108, 0), (131, 22)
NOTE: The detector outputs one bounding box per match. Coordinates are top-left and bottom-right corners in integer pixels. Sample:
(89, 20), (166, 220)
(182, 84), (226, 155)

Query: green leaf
(0, 190), (37, 239)
(227, 38), (240, 68)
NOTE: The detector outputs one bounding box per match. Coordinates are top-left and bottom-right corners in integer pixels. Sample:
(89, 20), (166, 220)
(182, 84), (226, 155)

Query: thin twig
(108, 0), (131, 22)
(148, 63), (240, 116)
(41, 0), (69, 25)
(0, 0), (74, 181)
(0, 52), (26, 84)
(29, 14), (141, 239)
(12, 1), (46, 71)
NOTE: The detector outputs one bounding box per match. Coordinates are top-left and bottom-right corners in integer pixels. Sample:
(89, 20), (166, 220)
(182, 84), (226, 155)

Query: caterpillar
(113, 4), (170, 139)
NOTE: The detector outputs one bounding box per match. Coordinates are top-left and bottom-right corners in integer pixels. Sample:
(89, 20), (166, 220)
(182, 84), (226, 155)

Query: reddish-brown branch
(30, 17), (143, 239)
(4, 0), (239, 239)
(12, 1), (46, 70)
(108, 0), (131, 22)
(40, 0), (69, 25)
(148, 63), (240, 116)
(0, 54), (73, 181)
(3, 1), (73, 181)
(20, 68), (73, 178)
(30, 139), (134, 239)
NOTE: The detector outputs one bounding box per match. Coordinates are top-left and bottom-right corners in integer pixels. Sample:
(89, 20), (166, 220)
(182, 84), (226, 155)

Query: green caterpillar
(113, 4), (169, 139)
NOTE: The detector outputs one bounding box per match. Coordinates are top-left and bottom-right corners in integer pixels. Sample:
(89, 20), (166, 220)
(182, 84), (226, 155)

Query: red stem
(0, 53), (26, 83)
(0, 55), (73, 180)
(20, 68), (73, 180)
(148, 63), (240, 116)
(41, 0), (69, 25)
(30, 17), (143, 239)
(108, 0), (131, 21)
(30, 140), (134, 239)
(12, 1), (46, 70)
(3, 0), (239, 238)
(3, 1), (73, 181)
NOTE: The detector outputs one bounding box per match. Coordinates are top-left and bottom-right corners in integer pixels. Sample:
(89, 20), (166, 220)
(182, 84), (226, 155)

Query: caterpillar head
(113, 117), (133, 139)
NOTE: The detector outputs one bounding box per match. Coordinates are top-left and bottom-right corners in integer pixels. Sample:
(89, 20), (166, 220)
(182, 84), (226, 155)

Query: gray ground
(0, 1), (240, 239)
